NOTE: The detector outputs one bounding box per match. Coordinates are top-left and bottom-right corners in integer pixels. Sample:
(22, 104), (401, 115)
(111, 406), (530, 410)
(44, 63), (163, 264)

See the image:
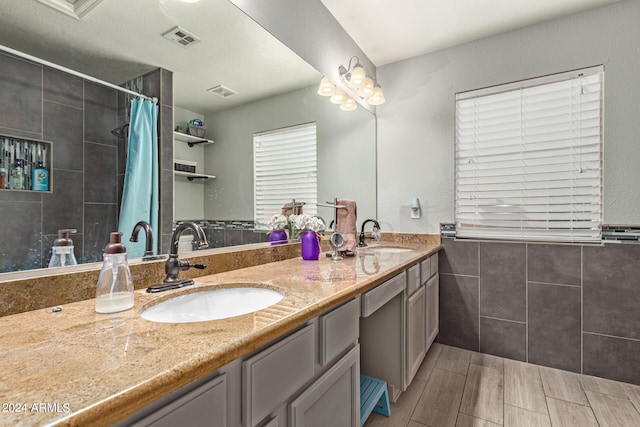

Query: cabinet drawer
(362, 271), (406, 318)
(431, 252), (439, 277)
(420, 257), (431, 283)
(407, 264), (421, 296)
(243, 324), (316, 427)
(319, 297), (360, 366)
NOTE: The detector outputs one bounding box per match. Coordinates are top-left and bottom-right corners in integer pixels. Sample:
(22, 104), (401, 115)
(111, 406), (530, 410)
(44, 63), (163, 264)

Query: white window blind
(253, 122), (318, 228)
(455, 66), (603, 243)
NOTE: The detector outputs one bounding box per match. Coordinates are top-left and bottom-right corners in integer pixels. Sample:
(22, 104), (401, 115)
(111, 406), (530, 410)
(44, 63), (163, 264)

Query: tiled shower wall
(438, 237), (640, 385)
(0, 52), (119, 270)
(0, 51), (174, 271)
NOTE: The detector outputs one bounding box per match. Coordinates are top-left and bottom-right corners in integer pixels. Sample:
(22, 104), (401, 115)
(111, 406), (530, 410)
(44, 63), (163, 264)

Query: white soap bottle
(96, 232), (134, 314)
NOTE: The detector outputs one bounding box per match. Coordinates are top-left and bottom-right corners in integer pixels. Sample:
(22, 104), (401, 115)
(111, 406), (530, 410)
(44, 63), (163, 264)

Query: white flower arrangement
(292, 214), (325, 233)
(266, 214), (289, 231)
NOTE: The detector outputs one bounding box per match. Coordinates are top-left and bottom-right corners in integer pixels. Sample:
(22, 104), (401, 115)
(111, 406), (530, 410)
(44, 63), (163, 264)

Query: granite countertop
(0, 243), (440, 427)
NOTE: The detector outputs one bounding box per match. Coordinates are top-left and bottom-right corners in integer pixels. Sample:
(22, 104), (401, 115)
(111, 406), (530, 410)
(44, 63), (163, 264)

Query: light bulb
(317, 77), (334, 97)
(367, 85), (385, 105)
(330, 88), (346, 104)
(357, 77), (374, 98)
(349, 64), (366, 88)
(340, 97), (357, 111)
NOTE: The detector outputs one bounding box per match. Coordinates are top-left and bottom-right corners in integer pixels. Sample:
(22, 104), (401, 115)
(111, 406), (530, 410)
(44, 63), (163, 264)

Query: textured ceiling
(321, 0), (623, 66)
(0, 0), (321, 114)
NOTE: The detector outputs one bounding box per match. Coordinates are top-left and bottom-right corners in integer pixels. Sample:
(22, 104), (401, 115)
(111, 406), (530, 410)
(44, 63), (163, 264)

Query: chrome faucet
(146, 222), (209, 293)
(129, 221), (154, 258)
(358, 219), (381, 247)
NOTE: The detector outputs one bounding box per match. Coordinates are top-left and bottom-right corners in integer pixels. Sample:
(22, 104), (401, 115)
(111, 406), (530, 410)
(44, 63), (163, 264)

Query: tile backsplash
(438, 237), (640, 385)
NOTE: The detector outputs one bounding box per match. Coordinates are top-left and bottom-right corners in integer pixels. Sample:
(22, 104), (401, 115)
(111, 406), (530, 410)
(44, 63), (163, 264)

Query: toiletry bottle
(48, 229), (79, 268)
(32, 160), (49, 191)
(9, 160), (25, 190)
(0, 164), (6, 189)
(96, 232), (134, 314)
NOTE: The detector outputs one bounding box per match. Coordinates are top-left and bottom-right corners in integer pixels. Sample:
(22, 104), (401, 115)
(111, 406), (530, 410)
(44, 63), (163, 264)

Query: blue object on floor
(360, 374), (390, 426)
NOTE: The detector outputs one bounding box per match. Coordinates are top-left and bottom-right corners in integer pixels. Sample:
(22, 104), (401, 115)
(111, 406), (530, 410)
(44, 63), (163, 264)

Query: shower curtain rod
(0, 44), (156, 102)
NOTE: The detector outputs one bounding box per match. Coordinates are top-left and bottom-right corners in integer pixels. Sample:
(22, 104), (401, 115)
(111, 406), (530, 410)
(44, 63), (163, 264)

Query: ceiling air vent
(162, 26), (200, 48)
(207, 85), (238, 99)
(37, 0), (104, 19)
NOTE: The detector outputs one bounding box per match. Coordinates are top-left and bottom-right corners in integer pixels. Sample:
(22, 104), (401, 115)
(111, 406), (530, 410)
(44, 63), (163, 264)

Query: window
(455, 66), (603, 242)
(253, 122), (318, 228)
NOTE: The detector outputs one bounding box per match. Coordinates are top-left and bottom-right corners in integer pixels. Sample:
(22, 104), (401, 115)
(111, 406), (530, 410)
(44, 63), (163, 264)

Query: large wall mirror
(0, 0), (376, 275)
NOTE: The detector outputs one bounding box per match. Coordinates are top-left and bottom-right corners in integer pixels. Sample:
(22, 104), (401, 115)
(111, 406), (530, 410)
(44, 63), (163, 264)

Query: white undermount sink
(368, 247), (415, 253)
(141, 286), (284, 323)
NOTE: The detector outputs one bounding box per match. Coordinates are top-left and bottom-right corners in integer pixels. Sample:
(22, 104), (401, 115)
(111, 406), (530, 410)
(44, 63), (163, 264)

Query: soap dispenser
(96, 232), (134, 314)
(48, 229), (79, 268)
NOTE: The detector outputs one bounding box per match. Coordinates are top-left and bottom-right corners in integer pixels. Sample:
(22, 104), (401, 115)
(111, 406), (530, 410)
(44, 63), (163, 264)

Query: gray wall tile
(528, 282), (581, 372)
(142, 69), (161, 98)
(479, 317), (526, 361)
(84, 142), (117, 204)
(83, 203), (117, 263)
(528, 243), (581, 286)
(84, 81), (117, 146)
(161, 69), (173, 107)
(440, 238), (478, 276)
(225, 229), (243, 247)
(243, 230), (262, 244)
(583, 333), (640, 385)
(41, 232), (83, 268)
(42, 169), (83, 235)
(480, 242), (526, 322)
(205, 229), (225, 248)
(0, 201), (42, 271)
(0, 53), (42, 134)
(584, 244), (640, 340)
(161, 104), (173, 171)
(43, 66), (83, 108)
(43, 100), (83, 171)
(439, 273), (479, 351)
(0, 127), (41, 140)
(161, 169), (173, 238)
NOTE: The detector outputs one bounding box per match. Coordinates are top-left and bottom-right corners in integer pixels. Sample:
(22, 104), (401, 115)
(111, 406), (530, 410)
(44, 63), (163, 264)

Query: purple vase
(300, 231), (320, 260)
(269, 230), (288, 246)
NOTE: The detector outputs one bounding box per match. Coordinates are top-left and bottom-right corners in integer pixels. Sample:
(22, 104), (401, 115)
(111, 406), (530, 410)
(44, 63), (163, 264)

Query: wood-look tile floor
(364, 343), (640, 427)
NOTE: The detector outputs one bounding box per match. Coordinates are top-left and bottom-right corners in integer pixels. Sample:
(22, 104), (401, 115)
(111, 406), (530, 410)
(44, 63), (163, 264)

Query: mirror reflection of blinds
(454, 66), (603, 243)
(253, 123), (318, 228)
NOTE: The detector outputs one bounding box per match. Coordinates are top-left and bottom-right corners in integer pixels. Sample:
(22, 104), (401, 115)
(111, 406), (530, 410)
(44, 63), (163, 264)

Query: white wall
(377, 0), (640, 233)
(203, 85), (377, 224)
(173, 106), (206, 220)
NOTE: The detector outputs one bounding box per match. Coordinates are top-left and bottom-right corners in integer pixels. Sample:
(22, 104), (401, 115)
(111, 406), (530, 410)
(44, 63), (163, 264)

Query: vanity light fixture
(338, 56), (385, 106)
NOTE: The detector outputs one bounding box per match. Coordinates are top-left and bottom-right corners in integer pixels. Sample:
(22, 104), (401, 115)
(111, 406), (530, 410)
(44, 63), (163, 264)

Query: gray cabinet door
(406, 285), (426, 385)
(289, 345), (360, 427)
(243, 323), (316, 427)
(131, 374), (226, 427)
(426, 275), (439, 349)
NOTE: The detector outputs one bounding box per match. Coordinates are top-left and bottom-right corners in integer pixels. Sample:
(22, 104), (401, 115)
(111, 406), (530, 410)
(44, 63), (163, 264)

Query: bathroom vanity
(0, 241), (440, 426)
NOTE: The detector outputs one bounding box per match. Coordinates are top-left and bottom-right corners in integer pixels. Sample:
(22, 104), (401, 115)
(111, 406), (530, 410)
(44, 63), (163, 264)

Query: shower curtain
(118, 98), (159, 258)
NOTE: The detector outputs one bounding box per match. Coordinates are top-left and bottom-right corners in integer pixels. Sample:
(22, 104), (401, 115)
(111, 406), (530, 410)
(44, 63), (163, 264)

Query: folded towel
(336, 200), (357, 252)
(282, 202), (303, 216)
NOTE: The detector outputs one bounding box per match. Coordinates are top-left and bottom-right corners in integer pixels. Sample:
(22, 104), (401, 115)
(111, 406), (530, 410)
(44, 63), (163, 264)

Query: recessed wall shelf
(174, 131), (214, 147)
(174, 171), (216, 181)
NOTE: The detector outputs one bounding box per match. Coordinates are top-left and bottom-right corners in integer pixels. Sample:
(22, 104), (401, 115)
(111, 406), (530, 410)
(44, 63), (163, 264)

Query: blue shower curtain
(118, 98), (159, 258)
